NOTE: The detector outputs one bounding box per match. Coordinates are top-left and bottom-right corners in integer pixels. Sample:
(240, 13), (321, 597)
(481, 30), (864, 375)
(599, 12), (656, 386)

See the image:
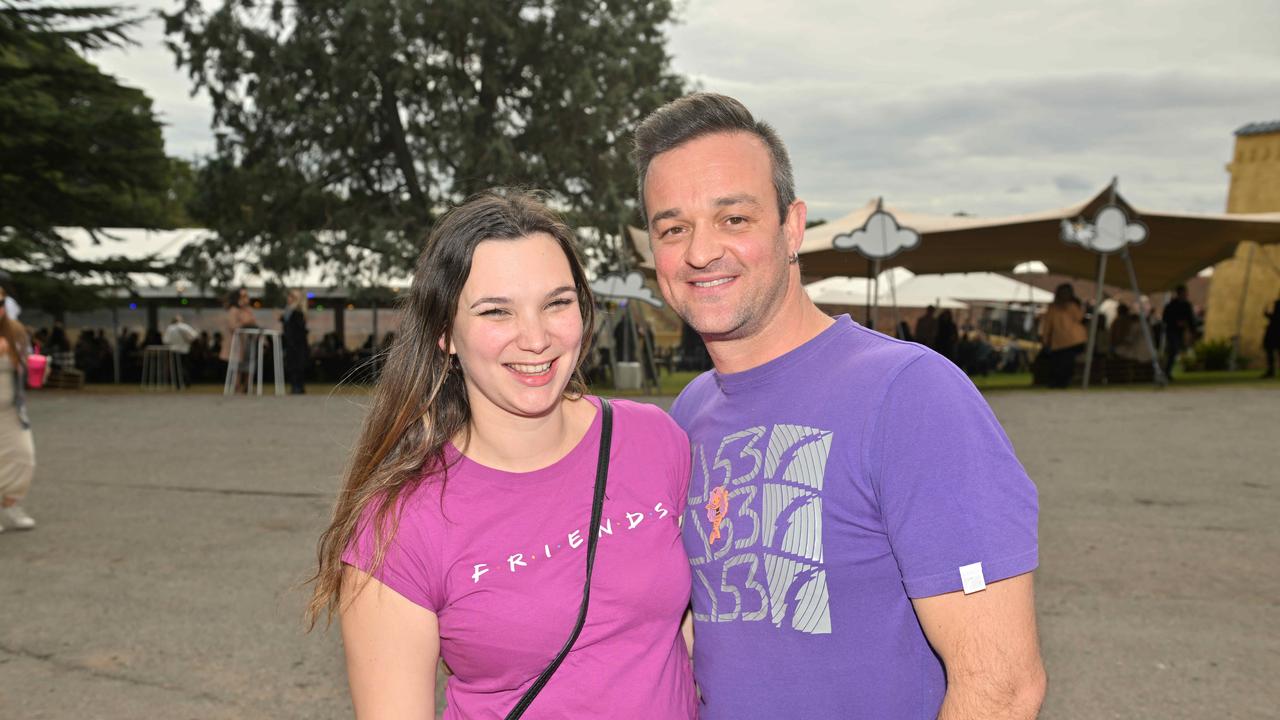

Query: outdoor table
(223, 328), (284, 396)
(141, 345), (185, 391)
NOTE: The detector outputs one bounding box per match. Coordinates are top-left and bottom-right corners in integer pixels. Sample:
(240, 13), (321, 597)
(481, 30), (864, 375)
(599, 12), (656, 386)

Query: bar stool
(141, 345), (184, 391)
(223, 328), (285, 396)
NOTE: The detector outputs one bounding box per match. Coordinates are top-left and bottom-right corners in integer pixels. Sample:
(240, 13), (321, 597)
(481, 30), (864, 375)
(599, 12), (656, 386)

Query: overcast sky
(92, 0), (1280, 221)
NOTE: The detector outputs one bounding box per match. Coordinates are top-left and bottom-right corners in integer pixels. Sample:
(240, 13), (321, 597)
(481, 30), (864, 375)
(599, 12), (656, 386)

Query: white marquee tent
(806, 269), (1054, 310)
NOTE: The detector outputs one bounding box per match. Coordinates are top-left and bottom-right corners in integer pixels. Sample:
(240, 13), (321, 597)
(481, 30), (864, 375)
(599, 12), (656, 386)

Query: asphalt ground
(1, 384), (1277, 719)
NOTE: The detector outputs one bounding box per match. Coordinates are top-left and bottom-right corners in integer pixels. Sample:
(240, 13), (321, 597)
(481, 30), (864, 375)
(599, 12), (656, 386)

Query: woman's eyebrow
(469, 286), (574, 309)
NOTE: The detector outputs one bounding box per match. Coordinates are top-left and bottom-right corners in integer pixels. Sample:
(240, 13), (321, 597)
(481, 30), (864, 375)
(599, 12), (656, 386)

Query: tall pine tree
(1, 1), (181, 312)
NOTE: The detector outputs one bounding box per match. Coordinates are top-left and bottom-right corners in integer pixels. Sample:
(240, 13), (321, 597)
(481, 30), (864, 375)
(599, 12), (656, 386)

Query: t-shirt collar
(713, 315), (855, 395)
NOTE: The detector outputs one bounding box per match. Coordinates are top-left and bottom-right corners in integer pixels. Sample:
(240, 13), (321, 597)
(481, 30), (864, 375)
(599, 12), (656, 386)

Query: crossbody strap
(504, 397), (613, 719)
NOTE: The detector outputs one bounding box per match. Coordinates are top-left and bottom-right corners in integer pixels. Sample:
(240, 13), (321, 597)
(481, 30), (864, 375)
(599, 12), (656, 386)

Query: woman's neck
(458, 395), (595, 473)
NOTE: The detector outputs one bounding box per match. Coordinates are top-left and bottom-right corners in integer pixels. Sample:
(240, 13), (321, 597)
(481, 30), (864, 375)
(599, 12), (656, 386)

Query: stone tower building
(1204, 121), (1280, 364)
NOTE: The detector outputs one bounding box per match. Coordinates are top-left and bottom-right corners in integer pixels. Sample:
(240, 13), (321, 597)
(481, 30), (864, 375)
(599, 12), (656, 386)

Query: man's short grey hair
(632, 92), (796, 226)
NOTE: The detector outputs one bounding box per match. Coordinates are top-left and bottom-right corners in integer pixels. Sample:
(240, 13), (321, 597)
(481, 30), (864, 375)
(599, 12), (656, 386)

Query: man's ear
(783, 199), (808, 257)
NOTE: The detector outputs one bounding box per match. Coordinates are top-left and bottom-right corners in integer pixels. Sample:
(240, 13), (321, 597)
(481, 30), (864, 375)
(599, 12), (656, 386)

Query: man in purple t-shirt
(633, 93), (1046, 719)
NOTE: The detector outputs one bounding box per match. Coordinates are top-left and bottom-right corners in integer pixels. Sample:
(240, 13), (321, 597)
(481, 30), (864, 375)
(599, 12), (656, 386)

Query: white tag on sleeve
(959, 562), (987, 594)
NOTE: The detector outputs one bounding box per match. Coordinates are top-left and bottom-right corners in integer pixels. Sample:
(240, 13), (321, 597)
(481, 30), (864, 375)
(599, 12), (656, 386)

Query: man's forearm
(936, 666), (1046, 720)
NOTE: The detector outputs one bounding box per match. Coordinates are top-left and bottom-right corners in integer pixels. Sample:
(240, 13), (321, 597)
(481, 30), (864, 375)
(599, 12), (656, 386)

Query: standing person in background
(1110, 303), (1151, 364)
(934, 309), (958, 361)
(188, 331), (211, 383)
(914, 305), (938, 349)
(1110, 303), (1135, 356)
(221, 288), (257, 393)
(163, 314), (199, 387)
(1040, 283), (1087, 388)
(47, 321), (69, 354)
(1161, 285), (1195, 380)
(1262, 298), (1280, 379)
(282, 289), (309, 395)
(0, 271), (20, 322)
(0, 287), (36, 533)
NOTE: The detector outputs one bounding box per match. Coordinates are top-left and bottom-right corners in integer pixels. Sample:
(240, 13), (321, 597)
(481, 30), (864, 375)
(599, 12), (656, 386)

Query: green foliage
(165, 0), (685, 286)
(1187, 338), (1236, 372)
(0, 1), (185, 305)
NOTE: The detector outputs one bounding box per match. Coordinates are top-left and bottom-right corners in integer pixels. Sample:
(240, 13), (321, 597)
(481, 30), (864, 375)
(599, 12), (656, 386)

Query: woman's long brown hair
(0, 288), (29, 367)
(304, 189), (596, 630)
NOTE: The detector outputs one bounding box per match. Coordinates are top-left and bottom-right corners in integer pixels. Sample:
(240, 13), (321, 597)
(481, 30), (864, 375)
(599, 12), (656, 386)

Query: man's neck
(705, 279), (834, 375)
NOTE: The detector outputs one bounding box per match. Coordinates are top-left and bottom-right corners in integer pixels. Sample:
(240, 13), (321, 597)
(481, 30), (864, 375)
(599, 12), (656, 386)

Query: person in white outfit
(0, 286), (36, 532)
(163, 314), (199, 386)
(163, 314), (198, 353)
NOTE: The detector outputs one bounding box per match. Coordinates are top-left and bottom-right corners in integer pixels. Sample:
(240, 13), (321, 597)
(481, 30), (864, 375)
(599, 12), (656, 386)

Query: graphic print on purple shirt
(685, 423), (834, 633)
(673, 316), (1039, 719)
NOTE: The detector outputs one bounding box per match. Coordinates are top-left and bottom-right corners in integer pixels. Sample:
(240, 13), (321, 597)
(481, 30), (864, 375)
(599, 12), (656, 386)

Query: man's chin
(684, 315), (750, 343)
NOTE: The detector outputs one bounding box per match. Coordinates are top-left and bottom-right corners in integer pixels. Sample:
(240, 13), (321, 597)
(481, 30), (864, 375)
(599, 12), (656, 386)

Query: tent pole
(864, 262), (873, 327)
(1228, 242), (1256, 371)
(1082, 253), (1108, 389)
(889, 266), (901, 338)
(1121, 246), (1167, 386)
(617, 223), (631, 274)
(871, 259), (881, 331)
(111, 304), (121, 384)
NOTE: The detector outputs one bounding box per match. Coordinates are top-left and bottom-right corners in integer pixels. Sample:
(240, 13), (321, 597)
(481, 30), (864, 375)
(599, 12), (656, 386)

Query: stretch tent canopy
(629, 184), (1280, 292)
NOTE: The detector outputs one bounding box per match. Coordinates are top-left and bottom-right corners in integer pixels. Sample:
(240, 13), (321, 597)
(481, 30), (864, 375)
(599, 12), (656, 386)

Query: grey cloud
(1053, 175), (1094, 192)
(77, 0), (1280, 225)
(706, 69), (1275, 219)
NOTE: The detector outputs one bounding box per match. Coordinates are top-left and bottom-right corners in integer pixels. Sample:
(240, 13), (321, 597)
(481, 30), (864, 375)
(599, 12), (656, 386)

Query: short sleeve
(341, 497), (443, 612)
(664, 415), (693, 507)
(623, 399), (692, 507)
(869, 353), (1039, 598)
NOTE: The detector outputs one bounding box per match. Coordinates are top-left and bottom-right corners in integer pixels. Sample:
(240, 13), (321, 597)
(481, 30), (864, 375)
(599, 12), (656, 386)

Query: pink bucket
(26, 354), (48, 389)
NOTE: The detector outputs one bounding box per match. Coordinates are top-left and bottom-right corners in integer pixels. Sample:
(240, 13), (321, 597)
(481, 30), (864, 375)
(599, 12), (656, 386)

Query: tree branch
(375, 70), (430, 227)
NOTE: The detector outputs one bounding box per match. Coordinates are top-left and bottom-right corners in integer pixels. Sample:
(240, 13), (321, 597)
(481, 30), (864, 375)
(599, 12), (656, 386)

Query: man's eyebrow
(714, 193), (762, 208)
(649, 194), (761, 228)
(649, 207), (680, 227)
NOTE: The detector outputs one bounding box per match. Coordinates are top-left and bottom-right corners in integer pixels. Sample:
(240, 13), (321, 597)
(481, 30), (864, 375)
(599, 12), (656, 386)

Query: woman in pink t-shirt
(307, 190), (696, 719)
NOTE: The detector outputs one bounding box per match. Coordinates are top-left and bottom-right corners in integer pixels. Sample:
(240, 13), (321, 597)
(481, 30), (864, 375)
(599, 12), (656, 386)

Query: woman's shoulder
(596, 395), (668, 421)
(594, 396), (686, 442)
(361, 475), (450, 549)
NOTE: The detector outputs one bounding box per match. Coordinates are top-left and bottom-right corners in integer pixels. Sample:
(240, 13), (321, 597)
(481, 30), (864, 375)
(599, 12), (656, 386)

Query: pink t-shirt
(343, 397), (696, 719)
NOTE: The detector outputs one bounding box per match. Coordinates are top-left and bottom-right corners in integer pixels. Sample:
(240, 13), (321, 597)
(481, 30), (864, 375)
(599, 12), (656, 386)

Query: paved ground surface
(1, 385), (1277, 718)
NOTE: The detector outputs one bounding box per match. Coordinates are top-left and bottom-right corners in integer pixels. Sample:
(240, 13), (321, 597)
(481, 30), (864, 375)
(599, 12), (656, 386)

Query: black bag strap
(504, 397), (613, 719)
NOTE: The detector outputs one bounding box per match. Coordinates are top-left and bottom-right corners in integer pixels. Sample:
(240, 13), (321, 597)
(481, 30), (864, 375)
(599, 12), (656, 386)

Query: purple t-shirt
(343, 397), (697, 719)
(672, 316), (1039, 719)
